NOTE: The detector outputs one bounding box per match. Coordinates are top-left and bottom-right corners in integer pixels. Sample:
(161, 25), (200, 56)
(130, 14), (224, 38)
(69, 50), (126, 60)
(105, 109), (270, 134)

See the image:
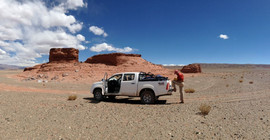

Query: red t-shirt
(177, 73), (184, 82)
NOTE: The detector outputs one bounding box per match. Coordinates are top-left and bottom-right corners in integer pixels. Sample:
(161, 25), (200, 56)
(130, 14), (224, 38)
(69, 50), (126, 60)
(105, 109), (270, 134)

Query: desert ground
(0, 66), (270, 139)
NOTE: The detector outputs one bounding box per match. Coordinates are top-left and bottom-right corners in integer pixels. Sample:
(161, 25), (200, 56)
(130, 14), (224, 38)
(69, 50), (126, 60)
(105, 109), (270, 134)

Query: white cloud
(89, 26), (108, 37)
(76, 34), (85, 41)
(162, 64), (185, 66)
(0, 49), (6, 55)
(66, 0), (85, 10)
(0, 0), (86, 66)
(90, 43), (133, 53)
(219, 34), (229, 39)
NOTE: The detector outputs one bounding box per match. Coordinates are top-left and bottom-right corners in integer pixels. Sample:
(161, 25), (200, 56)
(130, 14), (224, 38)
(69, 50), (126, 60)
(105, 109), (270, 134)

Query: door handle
(131, 83), (135, 84)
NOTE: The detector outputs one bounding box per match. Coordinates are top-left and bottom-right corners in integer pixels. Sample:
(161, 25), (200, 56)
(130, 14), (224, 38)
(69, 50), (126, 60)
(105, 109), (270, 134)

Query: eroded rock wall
(49, 48), (79, 63)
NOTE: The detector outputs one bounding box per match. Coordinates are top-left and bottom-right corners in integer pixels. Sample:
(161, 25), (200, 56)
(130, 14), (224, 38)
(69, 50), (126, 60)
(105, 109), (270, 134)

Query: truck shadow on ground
(83, 97), (168, 105)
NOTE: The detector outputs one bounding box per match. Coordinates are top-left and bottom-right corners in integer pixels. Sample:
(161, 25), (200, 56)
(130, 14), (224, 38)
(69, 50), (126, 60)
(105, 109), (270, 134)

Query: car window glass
(123, 74), (135, 81)
(108, 74), (122, 81)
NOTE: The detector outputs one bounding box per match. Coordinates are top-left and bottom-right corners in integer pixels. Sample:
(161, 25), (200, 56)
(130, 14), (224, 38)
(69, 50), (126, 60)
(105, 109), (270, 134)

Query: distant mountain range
(0, 64), (24, 70)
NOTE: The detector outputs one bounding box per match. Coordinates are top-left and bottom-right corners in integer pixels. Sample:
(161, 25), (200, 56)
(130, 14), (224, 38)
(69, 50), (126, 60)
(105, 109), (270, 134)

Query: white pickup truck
(90, 72), (173, 104)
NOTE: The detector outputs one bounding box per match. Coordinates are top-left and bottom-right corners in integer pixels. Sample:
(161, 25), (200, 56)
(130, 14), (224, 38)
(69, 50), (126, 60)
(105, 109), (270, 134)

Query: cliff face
(85, 53), (141, 66)
(49, 48), (79, 63)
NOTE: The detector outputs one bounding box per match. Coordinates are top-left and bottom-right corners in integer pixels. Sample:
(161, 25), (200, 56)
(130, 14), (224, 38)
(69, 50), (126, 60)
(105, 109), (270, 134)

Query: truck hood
(92, 81), (103, 86)
(90, 81), (103, 93)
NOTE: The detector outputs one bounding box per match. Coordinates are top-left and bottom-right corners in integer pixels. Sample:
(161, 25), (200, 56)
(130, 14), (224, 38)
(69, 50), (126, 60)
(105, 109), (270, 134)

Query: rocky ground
(0, 66), (270, 139)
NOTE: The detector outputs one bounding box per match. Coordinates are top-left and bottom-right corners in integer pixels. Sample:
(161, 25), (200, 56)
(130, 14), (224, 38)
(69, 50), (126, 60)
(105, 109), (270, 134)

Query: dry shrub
(241, 76), (244, 79)
(226, 84), (229, 87)
(68, 95), (77, 101)
(239, 80), (243, 83)
(184, 88), (195, 93)
(249, 81), (253, 84)
(199, 104), (211, 115)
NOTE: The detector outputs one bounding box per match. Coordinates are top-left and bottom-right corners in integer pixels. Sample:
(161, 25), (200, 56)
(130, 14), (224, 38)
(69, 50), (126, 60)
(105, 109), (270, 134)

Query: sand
(0, 66), (270, 139)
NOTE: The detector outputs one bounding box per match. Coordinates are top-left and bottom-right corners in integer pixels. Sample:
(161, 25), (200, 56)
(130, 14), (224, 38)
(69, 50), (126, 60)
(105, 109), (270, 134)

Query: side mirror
(101, 78), (104, 81)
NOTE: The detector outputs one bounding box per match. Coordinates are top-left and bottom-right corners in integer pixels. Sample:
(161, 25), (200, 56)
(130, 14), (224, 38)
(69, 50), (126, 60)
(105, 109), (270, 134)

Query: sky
(0, 0), (269, 66)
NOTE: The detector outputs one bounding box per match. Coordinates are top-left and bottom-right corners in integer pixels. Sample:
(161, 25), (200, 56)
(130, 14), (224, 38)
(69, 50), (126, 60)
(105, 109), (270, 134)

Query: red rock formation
(23, 64), (42, 72)
(19, 50), (174, 83)
(85, 53), (141, 66)
(181, 64), (202, 73)
(49, 48), (79, 63)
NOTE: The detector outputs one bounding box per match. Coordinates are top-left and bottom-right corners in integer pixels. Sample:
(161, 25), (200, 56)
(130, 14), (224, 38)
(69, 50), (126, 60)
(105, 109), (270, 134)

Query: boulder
(49, 48), (79, 63)
(85, 53), (141, 66)
(181, 64), (202, 73)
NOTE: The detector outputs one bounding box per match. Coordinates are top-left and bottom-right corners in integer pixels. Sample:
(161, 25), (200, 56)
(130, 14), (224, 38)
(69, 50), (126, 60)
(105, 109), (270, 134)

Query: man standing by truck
(172, 70), (184, 103)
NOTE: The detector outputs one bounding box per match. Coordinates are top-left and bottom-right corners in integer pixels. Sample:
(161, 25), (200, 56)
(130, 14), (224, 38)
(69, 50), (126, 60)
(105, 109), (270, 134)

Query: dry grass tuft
(199, 104), (211, 115)
(68, 95), (77, 101)
(249, 81), (253, 84)
(184, 88), (195, 93)
(239, 80), (243, 83)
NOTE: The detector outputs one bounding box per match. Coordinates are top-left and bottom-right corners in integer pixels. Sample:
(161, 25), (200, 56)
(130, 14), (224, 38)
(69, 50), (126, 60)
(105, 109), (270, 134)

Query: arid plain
(0, 65), (270, 139)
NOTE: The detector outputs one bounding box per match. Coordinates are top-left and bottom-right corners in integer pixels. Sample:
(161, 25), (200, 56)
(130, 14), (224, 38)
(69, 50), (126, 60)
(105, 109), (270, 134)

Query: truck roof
(113, 72), (141, 75)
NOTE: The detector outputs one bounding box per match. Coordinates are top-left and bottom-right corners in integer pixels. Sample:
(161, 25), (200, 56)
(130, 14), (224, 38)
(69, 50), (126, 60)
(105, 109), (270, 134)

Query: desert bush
(226, 84), (229, 87)
(199, 104), (211, 115)
(239, 80), (243, 83)
(68, 95), (77, 100)
(249, 81), (253, 84)
(240, 76), (244, 79)
(184, 88), (195, 93)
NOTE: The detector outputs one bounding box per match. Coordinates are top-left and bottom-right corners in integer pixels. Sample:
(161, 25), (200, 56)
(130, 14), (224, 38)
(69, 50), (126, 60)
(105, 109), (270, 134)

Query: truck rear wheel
(93, 89), (103, 101)
(141, 90), (155, 104)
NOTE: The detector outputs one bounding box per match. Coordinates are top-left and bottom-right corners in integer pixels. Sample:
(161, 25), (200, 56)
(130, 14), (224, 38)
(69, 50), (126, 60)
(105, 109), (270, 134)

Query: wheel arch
(93, 87), (103, 95)
(139, 88), (155, 97)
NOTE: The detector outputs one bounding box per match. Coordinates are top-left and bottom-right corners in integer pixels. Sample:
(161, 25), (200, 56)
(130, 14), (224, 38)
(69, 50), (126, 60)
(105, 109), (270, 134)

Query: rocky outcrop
(49, 48), (79, 63)
(85, 53), (142, 66)
(23, 64), (42, 72)
(181, 64), (202, 73)
(20, 50), (173, 83)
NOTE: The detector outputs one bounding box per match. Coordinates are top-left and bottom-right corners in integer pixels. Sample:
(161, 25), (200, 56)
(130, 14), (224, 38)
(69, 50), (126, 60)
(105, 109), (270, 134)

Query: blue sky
(0, 0), (269, 66)
(76, 0), (270, 64)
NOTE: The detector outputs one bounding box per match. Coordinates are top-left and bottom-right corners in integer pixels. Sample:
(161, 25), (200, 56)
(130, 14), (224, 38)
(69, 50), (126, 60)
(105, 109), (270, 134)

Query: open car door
(103, 72), (108, 94)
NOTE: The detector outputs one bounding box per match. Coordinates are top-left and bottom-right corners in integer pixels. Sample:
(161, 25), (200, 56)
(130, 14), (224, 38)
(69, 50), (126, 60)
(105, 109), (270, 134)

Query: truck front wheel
(93, 89), (103, 101)
(141, 90), (155, 104)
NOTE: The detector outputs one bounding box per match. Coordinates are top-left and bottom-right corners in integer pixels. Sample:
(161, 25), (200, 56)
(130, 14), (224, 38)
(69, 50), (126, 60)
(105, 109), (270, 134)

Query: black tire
(108, 95), (116, 100)
(140, 90), (155, 104)
(93, 89), (103, 101)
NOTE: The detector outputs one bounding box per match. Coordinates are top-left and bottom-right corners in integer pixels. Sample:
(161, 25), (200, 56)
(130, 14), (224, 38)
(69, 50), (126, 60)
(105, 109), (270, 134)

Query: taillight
(166, 83), (169, 90)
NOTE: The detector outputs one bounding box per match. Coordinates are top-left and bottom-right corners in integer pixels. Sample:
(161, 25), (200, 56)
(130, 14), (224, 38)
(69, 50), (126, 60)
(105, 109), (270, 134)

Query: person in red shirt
(172, 70), (184, 103)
